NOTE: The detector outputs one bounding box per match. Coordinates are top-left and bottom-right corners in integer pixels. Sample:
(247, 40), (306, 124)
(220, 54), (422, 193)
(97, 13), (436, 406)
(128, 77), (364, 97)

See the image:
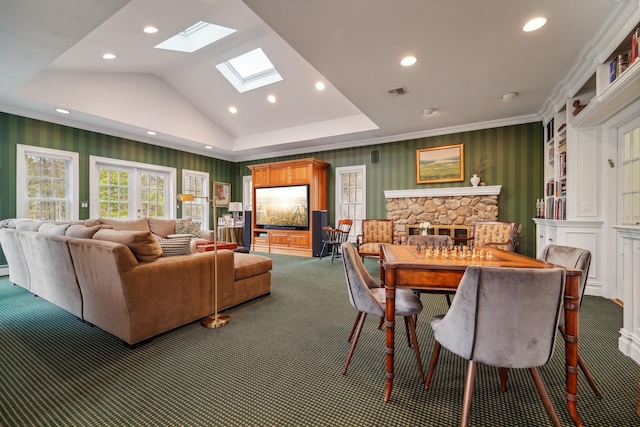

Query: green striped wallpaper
(237, 122), (544, 257)
(1, 112), (543, 267)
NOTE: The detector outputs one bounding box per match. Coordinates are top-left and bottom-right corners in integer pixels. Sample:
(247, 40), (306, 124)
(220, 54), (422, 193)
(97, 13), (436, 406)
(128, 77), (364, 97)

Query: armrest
(200, 229), (215, 241)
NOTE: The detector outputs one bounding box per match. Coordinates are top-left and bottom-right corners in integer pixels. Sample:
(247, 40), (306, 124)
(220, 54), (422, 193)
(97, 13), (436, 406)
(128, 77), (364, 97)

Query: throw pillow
(93, 229), (162, 262)
(148, 218), (175, 238)
(66, 224), (101, 239)
(175, 219), (201, 238)
(38, 222), (71, 235)
(153, 234), (191, 257)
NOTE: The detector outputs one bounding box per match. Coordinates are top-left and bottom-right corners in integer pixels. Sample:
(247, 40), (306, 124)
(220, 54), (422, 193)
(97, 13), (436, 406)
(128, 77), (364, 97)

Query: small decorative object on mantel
(418, 221), (432, 235)
(572, 100), (587, 116)
(469, 153), (495, 187)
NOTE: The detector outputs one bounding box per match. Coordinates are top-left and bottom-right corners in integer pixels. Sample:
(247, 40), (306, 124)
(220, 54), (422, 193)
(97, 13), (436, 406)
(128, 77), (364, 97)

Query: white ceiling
(0, 0), (618, 162)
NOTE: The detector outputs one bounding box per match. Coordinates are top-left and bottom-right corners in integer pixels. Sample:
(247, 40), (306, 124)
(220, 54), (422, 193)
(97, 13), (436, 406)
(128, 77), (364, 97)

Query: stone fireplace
(384, 186), (502, 244)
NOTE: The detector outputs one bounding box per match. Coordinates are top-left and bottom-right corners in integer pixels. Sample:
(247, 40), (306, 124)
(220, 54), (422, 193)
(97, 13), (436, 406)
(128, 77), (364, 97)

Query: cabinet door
(288, 164), (310, 184)
(253, 167), (270, 187)
(269, 167), (289, 186)
(289, 232), (310, 248)
(269, 232), (289, 246)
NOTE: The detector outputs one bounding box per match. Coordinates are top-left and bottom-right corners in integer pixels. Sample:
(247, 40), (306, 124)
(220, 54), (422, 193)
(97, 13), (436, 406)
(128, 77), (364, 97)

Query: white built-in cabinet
(536, 2), (640, 364)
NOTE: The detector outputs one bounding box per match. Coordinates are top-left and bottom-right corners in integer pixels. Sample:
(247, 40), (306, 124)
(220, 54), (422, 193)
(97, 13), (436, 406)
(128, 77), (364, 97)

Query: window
(620, 120), (640, 225)
(335, 165), (366, 241)
(90, 156), (176, 220)
(16, 145), (79, 220)
(216, 48), (283, 93)
(181, 169), (210, 228)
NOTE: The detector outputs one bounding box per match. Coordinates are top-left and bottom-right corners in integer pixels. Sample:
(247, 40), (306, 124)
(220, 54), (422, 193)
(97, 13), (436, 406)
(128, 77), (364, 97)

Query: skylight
(154, 21), (236, 53)
(216, 48), (283, 93)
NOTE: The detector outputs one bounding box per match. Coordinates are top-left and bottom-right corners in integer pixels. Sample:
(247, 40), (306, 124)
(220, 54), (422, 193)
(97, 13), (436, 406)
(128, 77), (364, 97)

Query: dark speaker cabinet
(243, 211), (252, 248)
(312, 210), (328, 257)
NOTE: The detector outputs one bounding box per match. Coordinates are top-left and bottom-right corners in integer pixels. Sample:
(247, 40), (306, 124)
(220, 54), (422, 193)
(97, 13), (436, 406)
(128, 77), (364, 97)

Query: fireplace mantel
(384, 185), (502, 199)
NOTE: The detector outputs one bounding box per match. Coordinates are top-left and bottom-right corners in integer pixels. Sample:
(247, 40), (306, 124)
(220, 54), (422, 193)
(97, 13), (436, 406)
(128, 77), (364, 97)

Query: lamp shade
(177, 194), (195, 202)
(228, 202), (243, 212)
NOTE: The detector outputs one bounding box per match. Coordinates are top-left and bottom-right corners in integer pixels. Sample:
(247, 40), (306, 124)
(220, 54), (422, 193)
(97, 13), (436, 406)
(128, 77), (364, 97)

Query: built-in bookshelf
(543, 113), (567, 220)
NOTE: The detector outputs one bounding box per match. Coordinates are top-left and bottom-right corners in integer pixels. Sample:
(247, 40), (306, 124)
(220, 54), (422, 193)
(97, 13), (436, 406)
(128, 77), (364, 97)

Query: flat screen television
(254, 185), (309, 230)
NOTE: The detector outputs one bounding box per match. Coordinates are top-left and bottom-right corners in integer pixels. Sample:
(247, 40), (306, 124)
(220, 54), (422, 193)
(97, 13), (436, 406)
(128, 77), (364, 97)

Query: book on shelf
(557, 152), (567, 177)
(548, 146), (554, 162)
(546, 180), (555, 197)
(546, 198), (554, 219)
(557, 123), (566, 133)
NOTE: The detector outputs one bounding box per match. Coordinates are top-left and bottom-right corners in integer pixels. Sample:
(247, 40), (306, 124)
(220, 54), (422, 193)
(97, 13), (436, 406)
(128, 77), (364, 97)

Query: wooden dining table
(379, 243), (584, 427)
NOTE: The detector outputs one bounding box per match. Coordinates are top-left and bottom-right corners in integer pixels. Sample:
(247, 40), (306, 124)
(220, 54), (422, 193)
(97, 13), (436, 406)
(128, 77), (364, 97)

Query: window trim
(16, 144), (80, 220)
(181, 168), (210, 229)
(335, 164), (366, 242)
(89, 156), (176, 219)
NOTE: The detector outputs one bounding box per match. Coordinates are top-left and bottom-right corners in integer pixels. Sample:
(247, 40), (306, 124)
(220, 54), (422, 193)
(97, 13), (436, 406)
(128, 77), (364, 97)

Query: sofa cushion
(99, 217), (150, 232)
(148, 218), (176, 238)
(66, 224), (102, 239)
(15, 221), (43, 231)
(93, 229), (162, 262)
(175, 219), (201, 238)
(154, 234), (191, 257)
(234, 253), (273, 281)
(39, 222), (71, 235)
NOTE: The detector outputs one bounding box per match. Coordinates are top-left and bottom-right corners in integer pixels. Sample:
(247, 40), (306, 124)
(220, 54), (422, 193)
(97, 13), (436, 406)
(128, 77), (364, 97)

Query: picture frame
(416, 143), (464, 184)
(218, 217), (226, 226)
(213, 182), (230, 207)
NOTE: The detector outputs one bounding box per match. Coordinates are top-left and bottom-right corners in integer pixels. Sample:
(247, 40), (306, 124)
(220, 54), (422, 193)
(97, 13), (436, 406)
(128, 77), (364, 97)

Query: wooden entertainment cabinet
(248, 158), (328, 257)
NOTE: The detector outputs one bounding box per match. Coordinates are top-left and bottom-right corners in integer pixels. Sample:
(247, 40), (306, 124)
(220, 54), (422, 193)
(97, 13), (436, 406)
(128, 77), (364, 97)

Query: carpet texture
(0, 253), (638, 426)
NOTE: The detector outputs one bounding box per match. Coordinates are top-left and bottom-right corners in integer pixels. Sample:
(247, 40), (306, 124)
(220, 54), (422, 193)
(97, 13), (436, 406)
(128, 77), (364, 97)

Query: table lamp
(229, 202), (243, 224)
(177, 193), (230, 328)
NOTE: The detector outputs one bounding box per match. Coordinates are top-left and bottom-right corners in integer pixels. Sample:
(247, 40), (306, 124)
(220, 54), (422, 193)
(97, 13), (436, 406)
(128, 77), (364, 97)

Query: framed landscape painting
(416, 143), (464, 184)
(213, 182), (230, 207)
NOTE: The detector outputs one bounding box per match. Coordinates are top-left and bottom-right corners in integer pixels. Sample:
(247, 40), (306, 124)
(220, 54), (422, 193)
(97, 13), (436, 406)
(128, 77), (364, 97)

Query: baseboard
(0, 266), (8, 277)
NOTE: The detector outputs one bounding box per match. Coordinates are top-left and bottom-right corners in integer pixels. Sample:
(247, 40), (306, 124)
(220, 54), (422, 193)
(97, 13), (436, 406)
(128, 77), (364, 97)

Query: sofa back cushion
(66, 224), (102, 239)
(148, 218), (176, 238)
(93, 229), (162, 262)
(99, 217), (150, 232)
(15, 221), (43, 232)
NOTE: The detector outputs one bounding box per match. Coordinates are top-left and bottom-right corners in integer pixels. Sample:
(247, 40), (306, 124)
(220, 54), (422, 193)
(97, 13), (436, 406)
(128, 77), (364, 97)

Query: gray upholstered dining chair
(407, 234), (455, 306)
(340, 242), (425, 382)
(424, 266), (566, 427)
(537, 244), (601, 398)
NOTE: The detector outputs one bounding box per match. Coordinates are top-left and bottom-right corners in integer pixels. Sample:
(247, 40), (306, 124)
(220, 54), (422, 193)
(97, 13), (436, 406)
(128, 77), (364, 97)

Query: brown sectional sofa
(0, 217), (272, 346)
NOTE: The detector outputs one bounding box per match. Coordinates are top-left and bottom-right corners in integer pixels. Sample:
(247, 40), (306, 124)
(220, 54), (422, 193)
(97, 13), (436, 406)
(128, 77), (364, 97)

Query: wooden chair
(424, 266), (567, 427)
(319, 219), (353, 263)
(461, 221), (517, 252)
(356, 219), (393, 262)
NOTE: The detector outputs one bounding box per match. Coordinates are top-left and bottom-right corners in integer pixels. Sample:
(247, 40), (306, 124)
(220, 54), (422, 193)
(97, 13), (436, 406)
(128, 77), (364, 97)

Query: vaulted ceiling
(0, 0), (618, 161)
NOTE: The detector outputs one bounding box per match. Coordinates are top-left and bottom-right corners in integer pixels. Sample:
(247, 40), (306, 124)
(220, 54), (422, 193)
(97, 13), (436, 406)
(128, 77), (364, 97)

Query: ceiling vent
(387, 86), (408, 96)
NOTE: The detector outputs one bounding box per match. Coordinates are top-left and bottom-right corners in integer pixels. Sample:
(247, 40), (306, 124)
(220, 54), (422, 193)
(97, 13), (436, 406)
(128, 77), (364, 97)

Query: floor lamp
(177, 193), (230, 328)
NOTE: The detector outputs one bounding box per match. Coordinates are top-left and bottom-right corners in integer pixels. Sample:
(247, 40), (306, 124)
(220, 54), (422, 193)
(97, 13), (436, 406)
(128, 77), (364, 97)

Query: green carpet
(0, 253), (638, 426)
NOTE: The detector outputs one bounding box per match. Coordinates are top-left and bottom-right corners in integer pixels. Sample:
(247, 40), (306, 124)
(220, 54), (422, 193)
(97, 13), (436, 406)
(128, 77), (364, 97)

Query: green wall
(1, 112), (544, 266)
(237, 122), (544, 257)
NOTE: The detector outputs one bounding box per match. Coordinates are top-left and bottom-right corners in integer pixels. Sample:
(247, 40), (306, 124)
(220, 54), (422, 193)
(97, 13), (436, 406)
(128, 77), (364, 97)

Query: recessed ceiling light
(205, 146), (213, 149)
(523, 17), (547, 32)
(143, 26), (158, 34)
(267, 95), (276, 103)
(229, 106), (237, 114)
(502, 92), (517, 100)
(401, 56), (417, 66)
(147, 131), (157, 135)
(102, 53), (116, 60)
(55, 108), (70, 114)
(423, 108), (435, 116)
(315, 82), (325, 91)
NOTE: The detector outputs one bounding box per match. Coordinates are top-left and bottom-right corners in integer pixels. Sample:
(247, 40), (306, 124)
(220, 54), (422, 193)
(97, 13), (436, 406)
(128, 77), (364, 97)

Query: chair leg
(578, 354), (603, 399)
(404, 316), (412, 347)
(499, 367), (508, 392)
(528, 367), (562, 427)
(445, 293), (452, 307)
(343, 312), (367, 375)
(377, 316), (384, 330)
(319, 242), (328, 259)
(461, 360), (477, 427)
(348, 312), (362, 343)
(407, 315), (425, 383)
(425, 341), (442, 390)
